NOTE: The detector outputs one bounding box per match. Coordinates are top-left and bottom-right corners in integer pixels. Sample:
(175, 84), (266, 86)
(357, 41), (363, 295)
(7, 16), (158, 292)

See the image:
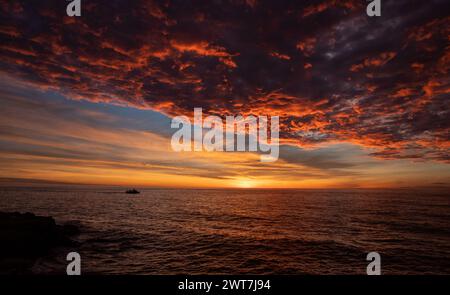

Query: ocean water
(0, 187), (449, 274)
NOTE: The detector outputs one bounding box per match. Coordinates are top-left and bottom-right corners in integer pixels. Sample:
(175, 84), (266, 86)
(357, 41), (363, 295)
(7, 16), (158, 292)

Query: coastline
(0, 211), (79, 274)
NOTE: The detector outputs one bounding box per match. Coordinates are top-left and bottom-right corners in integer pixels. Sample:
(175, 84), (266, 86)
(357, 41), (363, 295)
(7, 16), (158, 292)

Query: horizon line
(0, 177), (448, 190)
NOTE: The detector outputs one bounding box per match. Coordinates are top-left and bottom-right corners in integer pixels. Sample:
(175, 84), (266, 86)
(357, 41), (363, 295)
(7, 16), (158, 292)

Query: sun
(235, 179), (256, 188)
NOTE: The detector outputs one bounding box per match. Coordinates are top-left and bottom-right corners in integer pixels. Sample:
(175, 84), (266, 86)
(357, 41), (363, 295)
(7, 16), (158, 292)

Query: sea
(0, 186), (449, 274)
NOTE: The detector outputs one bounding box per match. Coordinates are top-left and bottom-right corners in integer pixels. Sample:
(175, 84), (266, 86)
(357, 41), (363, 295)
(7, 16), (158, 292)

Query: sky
(0, 0), (449, 188)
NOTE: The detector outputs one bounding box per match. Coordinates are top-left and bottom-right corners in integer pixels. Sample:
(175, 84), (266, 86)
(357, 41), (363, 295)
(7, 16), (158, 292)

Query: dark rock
(62, 224), (80, 236)
(0, 211), (80, 274)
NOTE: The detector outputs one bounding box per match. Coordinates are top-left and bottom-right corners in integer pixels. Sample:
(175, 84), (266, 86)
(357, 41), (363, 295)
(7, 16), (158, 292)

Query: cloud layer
(2, 79), (449, 188)
(0, 0), (449, 162)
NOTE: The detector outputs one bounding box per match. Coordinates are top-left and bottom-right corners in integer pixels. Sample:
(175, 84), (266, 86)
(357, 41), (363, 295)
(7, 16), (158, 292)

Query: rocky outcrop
(0, 212), (79, 274)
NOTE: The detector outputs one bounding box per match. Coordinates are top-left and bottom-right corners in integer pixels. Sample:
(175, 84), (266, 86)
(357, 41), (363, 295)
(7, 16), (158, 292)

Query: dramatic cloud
(0, 80), (383, 188)
(3, 80), (449, 188)
(0, 0), (449, 163)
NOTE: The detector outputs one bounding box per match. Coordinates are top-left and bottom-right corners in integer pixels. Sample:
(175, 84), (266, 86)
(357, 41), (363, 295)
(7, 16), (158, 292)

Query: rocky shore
(0, 211), (79, 274)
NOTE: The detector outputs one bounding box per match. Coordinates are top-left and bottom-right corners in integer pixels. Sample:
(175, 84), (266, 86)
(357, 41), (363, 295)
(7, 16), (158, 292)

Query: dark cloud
(278, 144), (374, 169)
(0, 0), (449, 162)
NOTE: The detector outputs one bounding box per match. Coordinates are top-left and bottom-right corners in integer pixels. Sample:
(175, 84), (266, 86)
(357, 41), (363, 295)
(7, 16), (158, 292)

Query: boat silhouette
(125, 189), (140, 194)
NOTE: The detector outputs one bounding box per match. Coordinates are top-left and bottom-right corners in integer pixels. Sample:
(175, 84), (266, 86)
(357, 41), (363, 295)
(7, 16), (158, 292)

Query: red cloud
(0, 0), (448, 163)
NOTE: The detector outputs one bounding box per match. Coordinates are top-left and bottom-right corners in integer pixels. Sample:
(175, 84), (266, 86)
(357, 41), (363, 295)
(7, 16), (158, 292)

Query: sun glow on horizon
(234, 179), (258, 188)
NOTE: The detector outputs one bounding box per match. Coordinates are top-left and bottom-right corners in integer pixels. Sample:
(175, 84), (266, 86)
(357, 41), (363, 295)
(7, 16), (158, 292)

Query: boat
(125, 189), (140, 194)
